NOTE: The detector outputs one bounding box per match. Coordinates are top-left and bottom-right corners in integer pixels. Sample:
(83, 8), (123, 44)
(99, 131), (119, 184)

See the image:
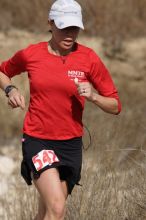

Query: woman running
(0, 0), (121, 219)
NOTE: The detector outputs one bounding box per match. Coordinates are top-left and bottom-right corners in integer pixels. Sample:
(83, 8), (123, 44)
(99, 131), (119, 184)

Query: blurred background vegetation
(0, 0), (146, 140)
(0, 0), (146, 38)
(0, 1), (146, 220)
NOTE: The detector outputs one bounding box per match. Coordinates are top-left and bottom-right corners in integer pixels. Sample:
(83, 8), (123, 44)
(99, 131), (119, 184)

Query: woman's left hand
(74, 78), (120, 114)
(74, 78), (93, 101)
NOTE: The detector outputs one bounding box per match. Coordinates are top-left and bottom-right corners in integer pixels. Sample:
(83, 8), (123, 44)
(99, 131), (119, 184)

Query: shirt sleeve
(0, 49), (26, 78)
(88, 50), (121, 113)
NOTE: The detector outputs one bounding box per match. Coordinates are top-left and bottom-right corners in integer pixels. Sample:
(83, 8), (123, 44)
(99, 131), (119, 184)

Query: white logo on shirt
(67, 70), (87, 82)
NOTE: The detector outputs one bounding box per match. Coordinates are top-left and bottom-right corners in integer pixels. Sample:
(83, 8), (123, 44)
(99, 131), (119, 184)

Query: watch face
(5, 85), (17, 97)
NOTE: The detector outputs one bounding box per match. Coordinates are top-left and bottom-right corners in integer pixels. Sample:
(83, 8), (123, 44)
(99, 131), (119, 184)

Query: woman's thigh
(33, 168), (67, 208)
(61, 180), (68, 199)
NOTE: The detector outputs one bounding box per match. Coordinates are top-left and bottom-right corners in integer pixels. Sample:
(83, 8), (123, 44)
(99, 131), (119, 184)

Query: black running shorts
(21, 133), (83, 194)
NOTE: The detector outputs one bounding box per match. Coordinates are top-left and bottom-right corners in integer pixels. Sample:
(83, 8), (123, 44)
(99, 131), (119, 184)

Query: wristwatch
(4, 85), (18, 97)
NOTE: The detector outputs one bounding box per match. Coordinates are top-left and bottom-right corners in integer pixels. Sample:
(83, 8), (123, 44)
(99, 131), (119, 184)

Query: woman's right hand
(7, 88), (25, 110)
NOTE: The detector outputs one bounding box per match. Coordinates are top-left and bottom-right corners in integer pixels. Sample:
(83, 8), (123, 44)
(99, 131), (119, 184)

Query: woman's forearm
(0, 71), (25, 109)
(0, 72), (12, 91)
(89, 92), (120, 115)
(74, 80), (120, 115)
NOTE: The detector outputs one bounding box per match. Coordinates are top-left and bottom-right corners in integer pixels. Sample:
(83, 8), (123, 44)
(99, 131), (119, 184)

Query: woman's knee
(46, 196), (66, 219)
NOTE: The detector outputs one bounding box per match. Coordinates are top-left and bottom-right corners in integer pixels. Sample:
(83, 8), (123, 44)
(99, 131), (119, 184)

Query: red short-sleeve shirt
(0, 42), (121, 140)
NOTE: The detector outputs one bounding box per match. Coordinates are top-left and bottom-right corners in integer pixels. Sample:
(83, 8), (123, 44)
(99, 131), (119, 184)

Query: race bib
(32, 150), (59, 171)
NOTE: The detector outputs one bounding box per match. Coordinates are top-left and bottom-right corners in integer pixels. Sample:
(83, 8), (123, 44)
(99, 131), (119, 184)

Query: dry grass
(0, 0), (146, 39)
(1, 143), (146, 220)
(0, 31), (146, 219)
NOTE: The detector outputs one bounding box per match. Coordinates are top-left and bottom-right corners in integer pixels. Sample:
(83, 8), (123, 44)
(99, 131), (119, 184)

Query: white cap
(48, 0), (84, 30)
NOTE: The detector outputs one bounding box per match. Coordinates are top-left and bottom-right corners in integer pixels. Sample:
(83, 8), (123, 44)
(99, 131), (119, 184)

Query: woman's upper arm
(0, 49), (27, 78)
(87, 50), (121, 113)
